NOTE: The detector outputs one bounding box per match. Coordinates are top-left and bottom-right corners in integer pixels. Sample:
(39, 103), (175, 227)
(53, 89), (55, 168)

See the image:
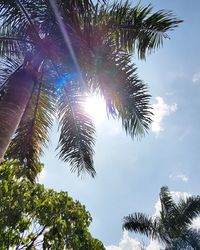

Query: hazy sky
(40, 0), (200, 248)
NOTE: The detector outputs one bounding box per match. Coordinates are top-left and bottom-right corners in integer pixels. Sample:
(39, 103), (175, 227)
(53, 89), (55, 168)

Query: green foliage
(0, 0), (182, 179)
(57, 82), (96, 177)
(5, 76), (55, 182)
(91, 1), (182, 59)
(0, 160), (105, 249)
(123, 186), (200, 249)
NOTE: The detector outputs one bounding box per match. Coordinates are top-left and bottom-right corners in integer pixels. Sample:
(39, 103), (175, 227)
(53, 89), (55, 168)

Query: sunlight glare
(84, 95), (106, 123)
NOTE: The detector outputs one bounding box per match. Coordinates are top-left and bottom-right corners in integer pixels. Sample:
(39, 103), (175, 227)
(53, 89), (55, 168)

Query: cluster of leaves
(0, 0), (182, 180)
(123, 186), (200, 249)
(0, 160), (105, 249)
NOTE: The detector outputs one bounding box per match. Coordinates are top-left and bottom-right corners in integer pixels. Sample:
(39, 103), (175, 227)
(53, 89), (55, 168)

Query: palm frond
(0, 1), (29, 33)
(6, 76), (55, 182)
(175, 196), (200, 228)
(106, 1), (182, 58)
(182, 229), (200, 249)
(0, 57), (23, 100)
(123, 212), (157, 238)
(93, 43), (152, 137)
(0, 26), (28, 57)
(159, 186), (176, 217)
(0, 0), (43, 54)
(168, 229), (200, 250)
(57, 81), (96, 177)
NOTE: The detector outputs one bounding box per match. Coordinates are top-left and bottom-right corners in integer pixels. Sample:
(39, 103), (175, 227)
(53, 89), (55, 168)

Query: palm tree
(0, 1), (182, 180)
(123, 186), (200, 249)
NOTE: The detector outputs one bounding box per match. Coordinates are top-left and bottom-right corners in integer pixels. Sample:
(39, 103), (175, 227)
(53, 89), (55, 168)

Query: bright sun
(84, 94), (106, 123)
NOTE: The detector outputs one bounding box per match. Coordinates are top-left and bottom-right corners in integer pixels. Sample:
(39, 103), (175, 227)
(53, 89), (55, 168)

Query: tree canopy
(0, 160), (105, 249)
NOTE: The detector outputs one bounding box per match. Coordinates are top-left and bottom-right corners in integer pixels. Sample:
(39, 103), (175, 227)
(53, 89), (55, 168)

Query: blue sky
(40, 0), (200, 248)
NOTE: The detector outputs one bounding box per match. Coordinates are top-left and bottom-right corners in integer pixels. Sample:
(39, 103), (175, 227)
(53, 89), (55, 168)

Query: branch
(18, 225), (46, 250)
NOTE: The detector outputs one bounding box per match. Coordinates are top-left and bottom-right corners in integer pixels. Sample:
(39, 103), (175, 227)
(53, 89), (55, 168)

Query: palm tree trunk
(0, 51), (44, 161)
(0, 70), (36, 161)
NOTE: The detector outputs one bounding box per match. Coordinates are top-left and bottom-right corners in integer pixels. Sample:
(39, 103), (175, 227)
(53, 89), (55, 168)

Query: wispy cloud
(151, 97), (177, 135)
(192, 72), (200, 85)
(169, 174), (189, 183)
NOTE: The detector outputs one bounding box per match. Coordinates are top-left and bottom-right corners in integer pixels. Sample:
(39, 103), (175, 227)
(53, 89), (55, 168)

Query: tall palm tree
(123, 186), (200, 249)
(0, 1), (182, 180)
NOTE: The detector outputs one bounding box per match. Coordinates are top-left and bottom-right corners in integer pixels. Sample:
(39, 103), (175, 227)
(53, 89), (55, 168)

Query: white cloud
(176, 174), (188, 182)
(106, 231), (161, 250)
(151, 97), (177, 135)
(106, 231), (143, 250)
(169, 174), (189, 183)
(192, 72), (200, 84)
(170, 191), (192, 203)
(146, 240), (161, 250)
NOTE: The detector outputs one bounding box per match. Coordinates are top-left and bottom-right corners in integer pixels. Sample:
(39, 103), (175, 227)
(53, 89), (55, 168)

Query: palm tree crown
(0, 1), (182, 180)
(123, 186), (200, 249)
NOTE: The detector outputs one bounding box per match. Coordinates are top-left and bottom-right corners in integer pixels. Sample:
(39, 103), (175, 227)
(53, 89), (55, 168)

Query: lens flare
(49, 0), (86, 89)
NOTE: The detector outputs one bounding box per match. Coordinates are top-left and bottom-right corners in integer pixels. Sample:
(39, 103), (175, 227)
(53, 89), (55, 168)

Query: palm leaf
(159, 186), (176, 216)
(123, 212), (157, 238)
(6, 76), (55, 182)
(175, 196), (200, 228)
(57, 80), (96, 177)
(0, 57), (23, 100)
(107, 2), (183, 59)
(92, 43), (152, 137)
(0, 0), (42, 55)
(0, 25), (31, 57)
(182, 229), (200, 249)
(168, 229), (200, 250)
(0, 1), (29, 34)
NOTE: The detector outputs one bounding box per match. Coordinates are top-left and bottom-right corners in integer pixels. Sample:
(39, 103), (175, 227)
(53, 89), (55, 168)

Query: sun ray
(84, 94), (106, 123)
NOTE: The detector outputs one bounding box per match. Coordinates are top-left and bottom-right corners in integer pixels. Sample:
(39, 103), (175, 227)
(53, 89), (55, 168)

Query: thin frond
(159, 186), (176, 217)
(0, 25), (30, 57)
(57, 81), (96, 177)
(168, 229), (200, 250)
(93, 43), (152, 137)
(106, 2), (183, 58)
(0, 57), (23, 100)
(0, 1), (29, 35)
(175, 196), (200, 228)
(123, 212), (157, 238)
